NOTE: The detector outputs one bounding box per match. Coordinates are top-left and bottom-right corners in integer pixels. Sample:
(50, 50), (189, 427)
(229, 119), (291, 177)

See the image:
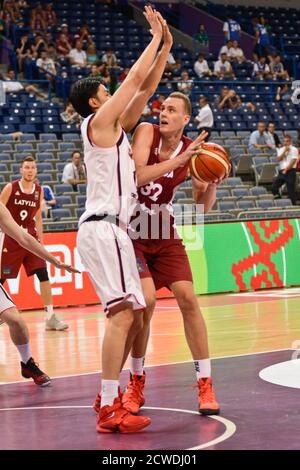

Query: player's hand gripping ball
(189, 142), (231, 183)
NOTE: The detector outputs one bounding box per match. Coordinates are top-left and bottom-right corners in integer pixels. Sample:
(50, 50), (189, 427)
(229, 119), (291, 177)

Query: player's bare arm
(133, 124), (208, 187)
(192, 177), (217, 214)
(90, 6), (162, 145)
(120, 14), (173, 132)
(34, 192), (44, 243)
(0, 202), (79, 273)
(0, 183), (13, 206)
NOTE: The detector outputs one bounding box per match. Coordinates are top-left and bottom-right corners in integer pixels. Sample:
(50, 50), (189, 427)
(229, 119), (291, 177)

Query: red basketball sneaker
(198, 377), (220, 415)
(93, 386), (123, 413)
(122, 373), (145, 414)
(21, 357), (51, 386)
(97, 397), (151, 433)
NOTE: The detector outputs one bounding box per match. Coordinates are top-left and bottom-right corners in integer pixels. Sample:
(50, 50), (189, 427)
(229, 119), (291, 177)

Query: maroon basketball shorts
(0, 234), (46, 279)
(133, 238), (193, 290)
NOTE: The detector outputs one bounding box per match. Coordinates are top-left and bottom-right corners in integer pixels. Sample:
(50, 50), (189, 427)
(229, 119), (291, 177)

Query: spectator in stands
(228, 40), (246, 64)
(56, 32), (72, 58)
(214, 53), (235, 79)
(275, 84), (291, 102)
(195, 24), (209, 46)
(31, 11), (47, 34)
(69, 39), (87, 68)
(150, 94), (165, 116)
(254, 16), (270, 56)
(86, 43), (98, 65)
(269, 54), (290, 81)
(2, 69), (47, 99)
(60, 102), (81, 128)
(248, 122), (275, 151)
(16, 33), (33, 72)
(59, 23), (73, 44)
(223, 17), (241, 42)
(101, 47), (118, 68)
(218, 40), (233, 59)
(42, 184), (58, 218)
(62, 151), (86, 191)
(194, 54), (212, 78)
(272, 134), (298, 205)
(88, 61), (111, 85)
(194, 96), (213, 139)
(252, 56), (272, 80)
(176, 70), (193, 96)
(78, 24), (94, 47)
(36, 49), (56, 84)
(267, 122), (281, 148)
(118, 66), (130, 82)
(43, 3), (57, 29)
(31, 33), (46, 59)
(166, 51), (181, 74)
(0, 131), (23, 141)
(47, 43), (58, 63)
(217, 87), (256, 112)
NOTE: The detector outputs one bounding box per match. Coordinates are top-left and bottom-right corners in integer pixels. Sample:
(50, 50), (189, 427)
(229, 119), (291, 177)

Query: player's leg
(25, 255), (68, 330)
(121, 277), (156, 414)
(170, 280), (219, 415)
(77, 221), (150, 433)
(0, 290), (50, 387)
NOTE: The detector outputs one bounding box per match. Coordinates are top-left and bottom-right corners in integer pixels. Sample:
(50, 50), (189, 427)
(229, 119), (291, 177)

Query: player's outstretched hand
(54, 260), (81, 274)
(156, 12), (173, 49)
(143, 5), (163, 38)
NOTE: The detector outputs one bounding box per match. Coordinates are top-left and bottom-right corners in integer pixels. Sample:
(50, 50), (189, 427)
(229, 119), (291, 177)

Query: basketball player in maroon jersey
(0, 156), (68, 331)
(121, 92), (222, 415)
(0, 201), (78, 385)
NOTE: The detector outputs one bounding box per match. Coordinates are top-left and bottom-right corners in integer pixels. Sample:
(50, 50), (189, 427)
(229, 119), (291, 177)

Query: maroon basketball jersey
(132, 124), (192, 239)
(6, 180), (41, 236)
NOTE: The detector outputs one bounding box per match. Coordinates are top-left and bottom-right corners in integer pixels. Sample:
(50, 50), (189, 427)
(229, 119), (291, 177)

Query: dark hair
(284, 134), (292, 140)
(71, 150), (81, 158)
(21, 155), (36, 166)
(69, 77), (104, 118)
(199, 96), (208, 103)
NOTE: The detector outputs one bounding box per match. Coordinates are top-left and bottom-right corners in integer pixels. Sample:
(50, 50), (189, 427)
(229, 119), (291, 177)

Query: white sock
(193, 359), (211, 380)
(101, 380), (119, 407)
(16, 343), (32, 364)
(130, 356), (145, 376)
(45, 305), (53, 320)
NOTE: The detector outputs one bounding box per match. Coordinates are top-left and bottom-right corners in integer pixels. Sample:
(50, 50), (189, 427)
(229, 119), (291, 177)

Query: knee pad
(34, 267), (49, 282)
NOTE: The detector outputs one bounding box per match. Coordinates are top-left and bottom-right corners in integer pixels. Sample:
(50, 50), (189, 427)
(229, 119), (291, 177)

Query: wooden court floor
(1, 288), (300, 383)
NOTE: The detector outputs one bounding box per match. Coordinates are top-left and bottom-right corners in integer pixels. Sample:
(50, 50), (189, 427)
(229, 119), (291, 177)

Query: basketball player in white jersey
(69, 7), (174, 433)
(0, 201), (78, 386)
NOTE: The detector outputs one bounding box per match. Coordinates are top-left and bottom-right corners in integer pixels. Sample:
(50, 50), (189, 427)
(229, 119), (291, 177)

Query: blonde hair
(168, 92), (192, 115)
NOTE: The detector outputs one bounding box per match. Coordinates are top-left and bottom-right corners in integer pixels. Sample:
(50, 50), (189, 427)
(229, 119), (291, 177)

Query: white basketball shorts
(0, 282), (15, 324)
(77, 220), (145, 316)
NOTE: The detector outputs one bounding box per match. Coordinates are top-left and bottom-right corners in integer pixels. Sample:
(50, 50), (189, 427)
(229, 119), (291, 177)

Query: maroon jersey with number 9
(6, 180), (42, 237)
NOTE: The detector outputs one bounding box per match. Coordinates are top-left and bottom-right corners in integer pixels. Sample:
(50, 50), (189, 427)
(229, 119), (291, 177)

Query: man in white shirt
(272, 134), (298, 205)
(194, 54), (212, 78)
(214, 53), (235, 79)
(69, 39), (87, 68)
(36, 50), (56, 85)
(249, 122), (275, 151)
(218, 40), (232, 59)
(228, 40), (245, 63)
(62, 150), (86, 190)
(194, 96), (213, 139)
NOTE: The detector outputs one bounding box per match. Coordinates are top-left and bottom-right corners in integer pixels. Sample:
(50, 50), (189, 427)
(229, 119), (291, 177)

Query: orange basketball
(189, 142), (231, 183)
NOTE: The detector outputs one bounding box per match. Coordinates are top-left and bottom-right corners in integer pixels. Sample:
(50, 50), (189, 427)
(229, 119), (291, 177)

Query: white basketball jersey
(78, 114), (138, 226)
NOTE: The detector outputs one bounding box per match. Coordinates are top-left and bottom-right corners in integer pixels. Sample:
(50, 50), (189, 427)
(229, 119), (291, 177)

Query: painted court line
(0, 405), (237, 450)
(0, 348), (292, 386)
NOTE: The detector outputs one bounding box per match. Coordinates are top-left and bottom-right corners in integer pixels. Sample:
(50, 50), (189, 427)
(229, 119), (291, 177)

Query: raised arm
(120, 14), (173, 133)
(0, 202), (78, 273)
(91, 6), (162, 132)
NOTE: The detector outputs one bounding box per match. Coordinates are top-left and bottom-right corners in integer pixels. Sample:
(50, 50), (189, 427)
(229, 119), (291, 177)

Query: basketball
(189, 142), (231, 183)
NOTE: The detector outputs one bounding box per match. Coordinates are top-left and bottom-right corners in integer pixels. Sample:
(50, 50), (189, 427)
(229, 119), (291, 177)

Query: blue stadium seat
(76, 207), (85, 219)
(51, 208), (72, 220)
(55, 184), (74, 194)
(40, 133), (58, 142)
